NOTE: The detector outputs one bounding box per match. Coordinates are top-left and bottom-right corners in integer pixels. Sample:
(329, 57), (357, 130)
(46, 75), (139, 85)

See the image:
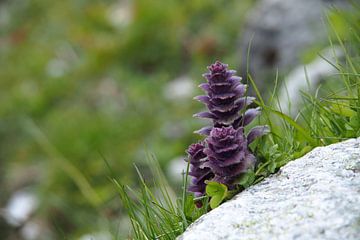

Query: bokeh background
(0, 0), (354, 239)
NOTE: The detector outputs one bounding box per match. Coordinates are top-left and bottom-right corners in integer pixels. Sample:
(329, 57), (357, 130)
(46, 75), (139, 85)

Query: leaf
(184, 195), (195, 220)
(329, 102), (357, 117)
(349, 115), (360, 128)
(269, 144), (279, 155)
(292, 146), (312, 159)
(238, 170), (255, 188)
(268, 161), (277, 173)
(205, 181), (228, 209)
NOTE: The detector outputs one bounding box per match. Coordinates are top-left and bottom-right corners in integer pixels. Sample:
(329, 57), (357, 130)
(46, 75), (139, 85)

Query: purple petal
(243, 107), (261, 126)
(208, 161), (248, 177)
(193, 111), (216, 120)
(211, 92), (236, 100)
(209, 82), (233, 93)
(191, 169), (213, 184)
(188, 185), (203, 193)
(212, 108), (239, 119)
(194, 95), (210, 104)
(211, 82), (232, 87)
(202, 73), (211, 81)
(228, 76), (242, 82)
(187, 142), (206, 160)
(233, 84), (247, 96)
(209, 103), (238, 113)
(235, 97), (255, 110)
(214, 144), (238, 154)
(194, 126), (212, 135)
(206, 136), (235, 151)
(208, 150), (246, 167)
(247, 125), (270, 144)
(199, 83), (210, 92)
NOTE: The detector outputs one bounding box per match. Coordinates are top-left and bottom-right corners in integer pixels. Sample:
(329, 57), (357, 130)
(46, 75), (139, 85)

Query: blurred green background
(0, 0), (253, 238)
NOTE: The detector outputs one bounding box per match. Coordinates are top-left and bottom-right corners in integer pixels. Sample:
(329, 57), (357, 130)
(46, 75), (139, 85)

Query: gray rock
(239, 0), (348, 94)
(178, 138), (360, 240)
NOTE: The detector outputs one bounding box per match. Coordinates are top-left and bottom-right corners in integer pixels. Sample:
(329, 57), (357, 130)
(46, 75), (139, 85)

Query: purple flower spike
(186, 142), (214, 198)
(204, 126), (256, 187)
(186, 61), (269, 205)
(194, 61), (253, 127)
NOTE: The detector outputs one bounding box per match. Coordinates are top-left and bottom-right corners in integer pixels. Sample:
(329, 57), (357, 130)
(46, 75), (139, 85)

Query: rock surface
(178, 138), (360, 240)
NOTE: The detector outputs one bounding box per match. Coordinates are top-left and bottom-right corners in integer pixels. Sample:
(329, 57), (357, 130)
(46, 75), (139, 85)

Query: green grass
(114, 153), (208, 239)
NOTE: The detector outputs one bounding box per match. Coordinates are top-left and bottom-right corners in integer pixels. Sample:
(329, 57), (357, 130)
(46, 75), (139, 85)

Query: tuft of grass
(114, 153), (208, 239)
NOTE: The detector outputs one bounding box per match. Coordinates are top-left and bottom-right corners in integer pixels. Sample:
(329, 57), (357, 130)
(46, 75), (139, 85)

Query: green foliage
(115, 155), (208, 239)
(121, 4), (360, 239)
(1, 0), (359, 239)
(205, 181), (228, 209)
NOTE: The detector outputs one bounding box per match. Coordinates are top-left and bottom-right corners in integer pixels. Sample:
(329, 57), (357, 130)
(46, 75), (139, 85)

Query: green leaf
(268, 161), (277, 173)
(205, 181), (228, 209)
(184, 195), (195, 220)
(330, 102), (357, 117)
(269, 144), (279, 155)
(349, 115), (360, 128)
(292, 146), (312, 159)
(238, 171), (255, 188)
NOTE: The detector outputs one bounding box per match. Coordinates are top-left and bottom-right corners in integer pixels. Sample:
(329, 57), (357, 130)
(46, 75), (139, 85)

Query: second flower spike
(204, 126), (256, 187)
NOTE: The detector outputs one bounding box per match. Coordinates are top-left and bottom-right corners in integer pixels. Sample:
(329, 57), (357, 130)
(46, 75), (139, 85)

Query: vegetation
(0, 0), (358, 239)
(118, 4), (360, 239)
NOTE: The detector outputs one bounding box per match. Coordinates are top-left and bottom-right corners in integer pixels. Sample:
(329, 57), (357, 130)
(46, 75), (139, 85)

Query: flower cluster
(204, 126), (256, 186)
(186, 61), (269, 199)
(186, 142), (214, 197)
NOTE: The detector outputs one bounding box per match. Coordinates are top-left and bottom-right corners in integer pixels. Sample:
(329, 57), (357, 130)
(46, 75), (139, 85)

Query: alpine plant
(186, 61), (269, 202)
